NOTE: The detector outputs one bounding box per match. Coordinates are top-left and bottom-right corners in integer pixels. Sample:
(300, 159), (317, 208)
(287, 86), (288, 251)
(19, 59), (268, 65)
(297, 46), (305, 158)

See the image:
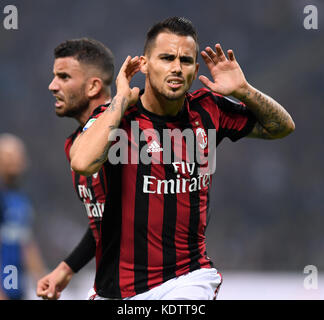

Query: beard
(55, 86), (89, 118)
(148, 74), (191, 102)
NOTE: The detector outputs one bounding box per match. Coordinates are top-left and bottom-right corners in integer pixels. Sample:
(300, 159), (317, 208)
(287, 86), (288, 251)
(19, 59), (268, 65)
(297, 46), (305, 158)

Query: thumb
(46, 283), (57, 299)
(198, 75), (214, 90)
(129, 87), (140, 106)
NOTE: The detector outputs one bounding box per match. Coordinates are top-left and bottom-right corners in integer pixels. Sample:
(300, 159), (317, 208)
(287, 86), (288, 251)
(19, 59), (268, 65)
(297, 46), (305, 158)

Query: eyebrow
(158, 53), (195, 63)
(54, 71), (70, 78)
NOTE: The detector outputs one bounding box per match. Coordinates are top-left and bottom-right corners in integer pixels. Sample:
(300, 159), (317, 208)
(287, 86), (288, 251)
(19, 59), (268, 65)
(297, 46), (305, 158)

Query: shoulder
(123, 103), (141, 123)
(188, 89), (248, 115)
(186, 88), (224, 116)
(82, 104), (110, 133)
(187, 88), (224, 105)
(64, 126), (82, 158)
(90, 104), (109, 119)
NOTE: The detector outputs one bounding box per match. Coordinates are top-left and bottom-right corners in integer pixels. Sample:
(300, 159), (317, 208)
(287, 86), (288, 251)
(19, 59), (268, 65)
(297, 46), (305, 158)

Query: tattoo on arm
(90, 96), (128, 166)
(241, 88), (293, 139)
(90, 143), (110, 166)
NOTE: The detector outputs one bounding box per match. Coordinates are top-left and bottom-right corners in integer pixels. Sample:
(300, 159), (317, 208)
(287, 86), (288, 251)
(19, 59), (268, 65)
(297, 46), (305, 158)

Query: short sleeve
(64, 104), (109, 161)
(213, 94), (256, 144)
(83, 105), (109, 132)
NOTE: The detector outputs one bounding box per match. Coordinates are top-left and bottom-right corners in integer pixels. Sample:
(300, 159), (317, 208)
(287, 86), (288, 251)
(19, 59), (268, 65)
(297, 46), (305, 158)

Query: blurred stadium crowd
(0, 0), (323, 288)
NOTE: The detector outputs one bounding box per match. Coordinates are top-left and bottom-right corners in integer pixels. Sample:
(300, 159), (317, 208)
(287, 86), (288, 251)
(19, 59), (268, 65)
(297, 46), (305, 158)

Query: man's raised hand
(199, 44), (248, 98)
(116, 55), (141, 106)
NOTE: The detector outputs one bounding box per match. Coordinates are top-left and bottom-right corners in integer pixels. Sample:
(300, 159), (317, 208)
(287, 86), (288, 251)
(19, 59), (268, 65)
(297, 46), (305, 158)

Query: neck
(76, 95), (111, 127)
(141, 83), (185, 117)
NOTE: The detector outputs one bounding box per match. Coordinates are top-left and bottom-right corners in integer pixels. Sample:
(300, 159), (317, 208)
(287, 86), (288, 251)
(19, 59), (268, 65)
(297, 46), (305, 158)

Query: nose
(48, 78), (59, 92)
(170, 58), (182, 75)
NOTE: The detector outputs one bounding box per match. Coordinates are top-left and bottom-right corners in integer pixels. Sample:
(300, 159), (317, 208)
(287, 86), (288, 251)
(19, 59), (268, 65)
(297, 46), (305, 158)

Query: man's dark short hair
(144, 17), (199, 57)
(54, 38), (114, 88)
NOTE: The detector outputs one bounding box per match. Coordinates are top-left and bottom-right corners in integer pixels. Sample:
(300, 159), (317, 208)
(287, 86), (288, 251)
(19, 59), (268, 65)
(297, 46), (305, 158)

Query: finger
(36, 280), (49, 297)
(127, 56), (139, 71)
(128, 66), (141, 79)
(129, 87), (140, 105)
(125, 57), (141, 80)
(116, 56), (135, 84)
(127, 58), (141, 76)
(46, 283), (58, 300)
(37, 287), (51, 299)
(198, 75), (215, 91)
(215, 43), (226, 61)
(204, 46), (219, 64)
(130, 55), (139, 62)
(127, 65), (141, 81)
(36, 289), (48, 298)
(200, 50), (216, 70)
(36, 288), (45, 297)
(227, 49), (236, 61)
(119, 56), (132, 75)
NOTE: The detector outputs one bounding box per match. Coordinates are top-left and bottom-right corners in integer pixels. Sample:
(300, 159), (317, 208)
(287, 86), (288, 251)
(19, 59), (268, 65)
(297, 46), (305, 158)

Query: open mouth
(167, 78), (184, 89)
(54, 96), (64, 107)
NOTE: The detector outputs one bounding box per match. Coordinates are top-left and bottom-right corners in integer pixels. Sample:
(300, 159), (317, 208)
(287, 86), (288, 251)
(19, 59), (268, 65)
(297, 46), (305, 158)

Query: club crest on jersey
(196, 128), (208, 149)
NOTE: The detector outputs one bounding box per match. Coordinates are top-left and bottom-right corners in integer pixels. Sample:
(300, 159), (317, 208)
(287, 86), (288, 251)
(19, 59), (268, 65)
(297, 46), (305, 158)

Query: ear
(140, 55), (148, 75)
(87, 77), (103, 98)
(194, 62), (199, 80)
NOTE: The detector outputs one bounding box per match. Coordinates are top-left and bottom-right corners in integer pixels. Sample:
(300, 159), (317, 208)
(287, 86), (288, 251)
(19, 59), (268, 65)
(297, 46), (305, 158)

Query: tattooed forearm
(106, 96), (128, 113)
(90, 95), (128, 167)
(238, 86), (295, 139)
(90, 143), (110, 166)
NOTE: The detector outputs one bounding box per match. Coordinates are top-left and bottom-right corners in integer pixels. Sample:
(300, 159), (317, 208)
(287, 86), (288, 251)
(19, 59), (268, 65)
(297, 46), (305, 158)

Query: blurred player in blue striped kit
(0, 134), (46, 299)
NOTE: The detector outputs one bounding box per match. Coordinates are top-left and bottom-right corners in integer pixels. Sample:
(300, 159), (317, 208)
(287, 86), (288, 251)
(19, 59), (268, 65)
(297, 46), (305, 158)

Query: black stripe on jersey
(99, 168), (107, 195)
(185, 122), (202, 272)
(190, 98), (216, 205)
(210, 94), (256, 142)
(73, 173), (82, 201)
(86, 176), (101, 234)
(69, 128), (83, 201)
(154, 124), (177, 282)
(133, 127), (151, 294)
(95, 163), (122, 299)
(206, 186), (211, 228)
(190, 100), (216, 268)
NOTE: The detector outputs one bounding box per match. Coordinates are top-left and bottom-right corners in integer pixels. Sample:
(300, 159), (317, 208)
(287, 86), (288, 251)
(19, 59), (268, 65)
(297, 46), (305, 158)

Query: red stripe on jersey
(142, 126), (164, 290)
(184, 109), (212, 270)
(193, 114), (211, 269)
(166, 122), (191, 277)
(201, 92), (249, 132)
(191, 95), (220, 131)
(119, 122), (137, 296)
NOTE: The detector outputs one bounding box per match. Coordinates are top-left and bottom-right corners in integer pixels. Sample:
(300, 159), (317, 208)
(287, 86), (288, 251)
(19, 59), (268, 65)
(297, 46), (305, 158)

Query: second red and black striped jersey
(86, 88), (256, 298)
(64, 105), (109, 269)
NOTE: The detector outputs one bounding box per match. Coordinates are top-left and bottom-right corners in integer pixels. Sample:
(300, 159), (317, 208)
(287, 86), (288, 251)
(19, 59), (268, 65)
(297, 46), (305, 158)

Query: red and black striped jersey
(64, 105), (109, 269)
(90, 88), (256, 298)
